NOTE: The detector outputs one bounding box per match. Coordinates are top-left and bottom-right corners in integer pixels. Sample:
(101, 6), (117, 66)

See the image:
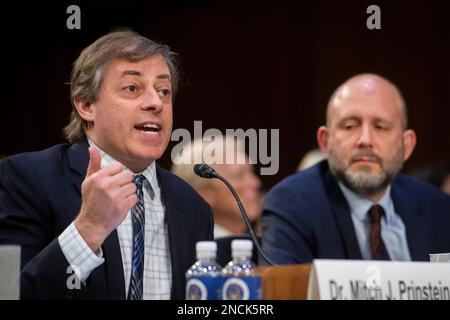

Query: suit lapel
(65, 140), (126, 298)
(102, 230), (126, 299)
(391, 179), (428, 260)
(67, 140), (90, 195)
(156, 164), (188, 300)
(324, 169), (363, 259)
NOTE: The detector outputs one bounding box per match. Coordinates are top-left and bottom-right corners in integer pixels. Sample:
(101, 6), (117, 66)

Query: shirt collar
(214, 224), (234, 239)
(338, 182), (393, 223)
(87, 139), (159, 193)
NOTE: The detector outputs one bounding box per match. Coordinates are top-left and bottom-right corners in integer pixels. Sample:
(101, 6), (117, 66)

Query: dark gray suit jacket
(261, 160), (450, 264)
(0, 140), (213, 299)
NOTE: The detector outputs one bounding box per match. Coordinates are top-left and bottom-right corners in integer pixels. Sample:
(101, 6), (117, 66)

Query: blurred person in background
(410, 163), (450, 195)
(171, 135), (263, 239)
(297, 148), (325, 171)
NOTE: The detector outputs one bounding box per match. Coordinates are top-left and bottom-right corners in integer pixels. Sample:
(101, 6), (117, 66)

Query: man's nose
(356, 124), (374, 148)
(140, 89), (163, 112)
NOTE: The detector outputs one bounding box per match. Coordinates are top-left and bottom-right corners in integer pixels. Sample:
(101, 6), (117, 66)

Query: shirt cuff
(58, 222), (105, 282)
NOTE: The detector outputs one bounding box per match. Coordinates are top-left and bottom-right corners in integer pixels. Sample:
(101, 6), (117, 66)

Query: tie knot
(133, 174), (154, 199)
(133, 174), (147, 189)
(368, 204), (384, 224)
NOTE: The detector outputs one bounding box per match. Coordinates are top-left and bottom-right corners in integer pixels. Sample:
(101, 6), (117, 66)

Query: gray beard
(332, 165), (393, 196)
(328, 149), (404, 197)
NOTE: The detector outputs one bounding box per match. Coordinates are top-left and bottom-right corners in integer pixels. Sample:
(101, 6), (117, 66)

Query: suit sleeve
(0, 157), (85, 299)
(260, 183), (316, 264)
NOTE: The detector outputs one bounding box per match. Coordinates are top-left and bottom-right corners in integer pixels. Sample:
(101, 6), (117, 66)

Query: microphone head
(194, 164), (217, 179)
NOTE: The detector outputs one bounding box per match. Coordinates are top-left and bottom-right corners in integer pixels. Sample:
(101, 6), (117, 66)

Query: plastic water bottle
(185, 241), (223, 300)
(222, 239), (261, 300)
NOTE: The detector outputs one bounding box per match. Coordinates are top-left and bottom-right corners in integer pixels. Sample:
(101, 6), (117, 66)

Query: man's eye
(160, 89), (171, 97)
(125, 85), (137, 93)
(375, 124), (387, 131)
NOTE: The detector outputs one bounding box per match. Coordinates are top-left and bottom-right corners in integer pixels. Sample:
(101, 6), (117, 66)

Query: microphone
(193, 163), (275, 265)
(193, 163), (218, 179)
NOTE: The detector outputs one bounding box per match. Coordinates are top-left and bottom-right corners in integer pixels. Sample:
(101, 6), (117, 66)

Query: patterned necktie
(368, 204), (390, 260)
(127, 174), (152, 300)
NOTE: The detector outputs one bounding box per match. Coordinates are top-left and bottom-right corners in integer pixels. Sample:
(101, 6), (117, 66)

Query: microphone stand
(213, 173), (275, 266)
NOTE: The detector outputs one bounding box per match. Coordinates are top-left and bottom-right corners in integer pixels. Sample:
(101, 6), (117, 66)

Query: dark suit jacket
(261, 160), (450, 264)
(0, 140), (213, 299)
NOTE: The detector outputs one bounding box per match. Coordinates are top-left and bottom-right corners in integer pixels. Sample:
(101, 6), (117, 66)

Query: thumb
(86, 146), (101, 177)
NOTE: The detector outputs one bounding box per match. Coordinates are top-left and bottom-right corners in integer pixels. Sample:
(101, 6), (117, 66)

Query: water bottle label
(186, 276), (223, 300)
(222, 276), (261, 300)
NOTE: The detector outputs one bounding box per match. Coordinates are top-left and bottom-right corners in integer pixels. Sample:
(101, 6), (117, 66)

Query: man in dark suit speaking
(261, 74), (450, 264)
(0, 30), (213, 299)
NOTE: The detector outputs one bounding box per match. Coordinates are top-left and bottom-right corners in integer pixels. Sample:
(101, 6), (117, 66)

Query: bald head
(317, 73), (417, 200)
(326, 74), (408, 129)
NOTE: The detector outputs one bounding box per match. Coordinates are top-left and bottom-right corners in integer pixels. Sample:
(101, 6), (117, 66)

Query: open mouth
(134, 122), (162, 134)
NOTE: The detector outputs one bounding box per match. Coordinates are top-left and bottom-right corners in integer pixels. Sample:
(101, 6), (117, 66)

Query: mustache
(350, 151), (382, 164)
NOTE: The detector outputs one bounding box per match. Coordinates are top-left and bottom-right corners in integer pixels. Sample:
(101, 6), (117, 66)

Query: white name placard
(0, 245), (21, 300)
(307, 259), (450, 300)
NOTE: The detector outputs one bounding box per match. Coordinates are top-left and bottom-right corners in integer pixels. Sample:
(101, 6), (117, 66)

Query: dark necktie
(127, 174), (151, 300)
(368, 204), (390, 260)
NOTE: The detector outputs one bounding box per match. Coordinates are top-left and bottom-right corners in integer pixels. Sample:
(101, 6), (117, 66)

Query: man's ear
(73, 99), (95, 122)
(317, 126), (330, 156)
(402, 129), (417, 162)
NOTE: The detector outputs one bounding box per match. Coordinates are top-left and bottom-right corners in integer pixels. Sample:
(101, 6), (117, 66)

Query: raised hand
(74, 147), (138, 252)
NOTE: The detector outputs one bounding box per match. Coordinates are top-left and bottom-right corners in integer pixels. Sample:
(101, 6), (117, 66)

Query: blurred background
(0, 0), (448, 189)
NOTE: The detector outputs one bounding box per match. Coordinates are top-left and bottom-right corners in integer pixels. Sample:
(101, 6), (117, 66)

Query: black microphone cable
(194, 164), (275, 265)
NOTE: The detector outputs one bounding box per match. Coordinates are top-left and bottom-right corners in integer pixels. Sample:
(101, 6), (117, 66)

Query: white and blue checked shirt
(58, 142), (172, 299)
